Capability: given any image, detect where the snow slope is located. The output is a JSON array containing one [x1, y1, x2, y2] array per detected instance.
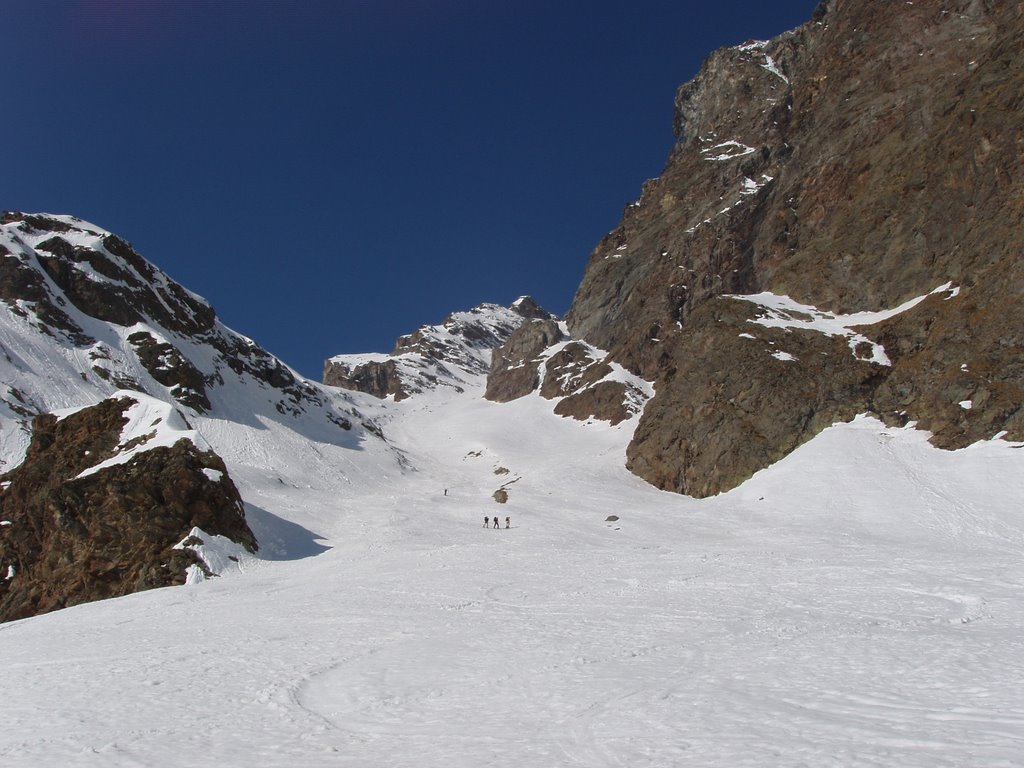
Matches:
[[2, 215, 1023, 766], [2, 349, 1023, 766]]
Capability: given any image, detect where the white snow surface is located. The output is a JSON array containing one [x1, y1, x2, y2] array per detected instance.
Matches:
[[74, 391, 207, 479], [174, 526, 254, 585], [2, 366, 1024, 766], [1, 220, 1023, 766], [701, 140, 757, 162]]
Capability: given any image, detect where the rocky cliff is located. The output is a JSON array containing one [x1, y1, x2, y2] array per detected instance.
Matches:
[[564, 0, 1024, 496], [0, 394, 256, 623]]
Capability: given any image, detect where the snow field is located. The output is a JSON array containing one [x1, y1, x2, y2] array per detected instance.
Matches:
[[2, 367, 1023, 767], [7, 214, 1019, 764]]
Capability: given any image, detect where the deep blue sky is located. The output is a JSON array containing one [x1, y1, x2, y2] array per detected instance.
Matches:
[[5, 0, 816, 378]]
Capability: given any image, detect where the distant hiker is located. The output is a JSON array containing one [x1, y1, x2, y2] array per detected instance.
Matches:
[[493, 516, 500, 529], [444, 489, 448, 496], [505, 516, 510, 529], [484, 516, 489, 528]]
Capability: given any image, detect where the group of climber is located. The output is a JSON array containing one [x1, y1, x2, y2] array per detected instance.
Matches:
[[484, 516, 510, 529]]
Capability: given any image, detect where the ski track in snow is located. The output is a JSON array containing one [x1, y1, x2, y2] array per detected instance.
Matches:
[[2, 372, 1024, 765]]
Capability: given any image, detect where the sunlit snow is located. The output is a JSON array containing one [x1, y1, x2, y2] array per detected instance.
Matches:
[[2, 345, 1023, 767], [1, 221, 1022, 766], [75, 391, 207, 479]]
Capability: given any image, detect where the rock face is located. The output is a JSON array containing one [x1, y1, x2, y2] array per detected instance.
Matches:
[[485, 329, 649, 427], [323, 358, 406, 400], [484, 319, 564, 403], [565, 0, 1024, 496], [0, 396, 256, 623], [547, 348, 644, 428]]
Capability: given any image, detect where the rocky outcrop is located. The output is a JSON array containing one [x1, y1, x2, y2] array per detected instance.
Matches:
[[324, 358, 407, 400], [871, 281, 1024, 449], [128, 331, 211, 412], [624, 298, 886, 496], [538, 343, 612, 401], [508, 295, 554, 321], [540, 342, 646, 427], [11, 216, 216, 339], [485, 323, 649, 426], [0, 396, 256, 623], [565, 0, 1024, 496], [484, 319, 564, 403]]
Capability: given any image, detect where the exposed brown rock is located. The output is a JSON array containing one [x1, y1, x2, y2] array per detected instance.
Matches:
[[323, 358, 407, 401], [625, 298, 888, 497], [485, 330, 647, 426], [509, 296, 555, 320], [566, 0, 1024, 496], [872, 274, 1024, 448], [540, 342, 643, 426], [484, 319, 564, 403], [554, 381, 638, 427], [0, 397, 256, 623]]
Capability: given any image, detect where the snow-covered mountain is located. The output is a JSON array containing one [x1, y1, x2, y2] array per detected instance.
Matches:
[[0, 211, 398, 616], [2, 0, 1024, 764], [324, 297, 550, 401], [0, 211, 369, 462], [1, 208, 1022, 766], [2, 239, 1023, 764]]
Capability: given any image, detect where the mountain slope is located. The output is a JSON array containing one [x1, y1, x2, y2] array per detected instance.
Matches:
[[1, 368, 1022, 766], [0, 212, 366, 464], [323, 298, 545, 401], [0, 212, 396, 614], [1, 0, 1023, 762]]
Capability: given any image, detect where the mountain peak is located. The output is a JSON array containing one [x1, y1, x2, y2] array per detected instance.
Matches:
[[325, 299, 555, 402], [0, 213, 379, 471]]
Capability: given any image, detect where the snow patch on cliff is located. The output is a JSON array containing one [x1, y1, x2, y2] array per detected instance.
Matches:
[[730, 285, 958, 366], [74, 392, 206, 479]]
